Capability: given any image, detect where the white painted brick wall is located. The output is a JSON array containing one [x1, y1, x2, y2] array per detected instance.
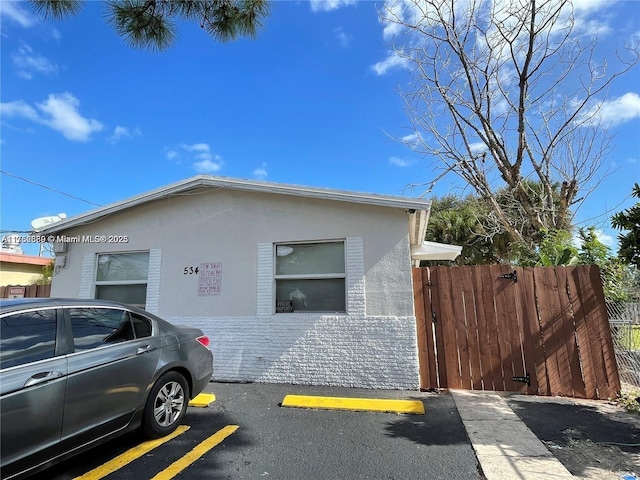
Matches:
[[256, 243, 273, 316], [78, 253, 94, 298], [346, 237, 366, 316], [146, 249, 162, 314], [169, 314, 420, 390]]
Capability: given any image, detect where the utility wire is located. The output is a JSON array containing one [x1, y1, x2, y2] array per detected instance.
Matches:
[[574, 193, 633, 226], [1, 170, 102, 207]]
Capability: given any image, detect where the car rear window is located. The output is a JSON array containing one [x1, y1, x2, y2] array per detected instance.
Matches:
[[69, 308, 135, 350], [0, 309, 57, 369]]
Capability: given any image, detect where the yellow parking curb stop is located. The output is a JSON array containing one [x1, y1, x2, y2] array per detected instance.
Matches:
[[281, 395, 425, 414], [189, 393, 216, 407]]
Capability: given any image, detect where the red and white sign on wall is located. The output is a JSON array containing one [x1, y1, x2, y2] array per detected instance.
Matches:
[[198, 262, 222, 296]]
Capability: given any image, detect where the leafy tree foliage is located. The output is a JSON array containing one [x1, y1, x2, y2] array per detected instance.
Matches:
[[426, 191, 638, 299], [577, 226, 639, 301], [29, 0, 270, 51], [612, 183, 640, 269], [425, 195, 502, 265]]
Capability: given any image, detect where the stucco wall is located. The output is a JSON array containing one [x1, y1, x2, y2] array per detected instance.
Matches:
[[49, 188, 420, 388], [0, 263, 46, 286]]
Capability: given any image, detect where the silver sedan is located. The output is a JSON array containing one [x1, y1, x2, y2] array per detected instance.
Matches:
[[0, 298, 213, 479]]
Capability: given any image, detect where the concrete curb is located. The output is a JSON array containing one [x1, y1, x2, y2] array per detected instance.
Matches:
[[450, 389, 574, 479]]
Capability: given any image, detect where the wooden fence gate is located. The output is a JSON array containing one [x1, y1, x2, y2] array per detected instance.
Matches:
[[412, 265, 620, 400], [0, 284, 51, 298]]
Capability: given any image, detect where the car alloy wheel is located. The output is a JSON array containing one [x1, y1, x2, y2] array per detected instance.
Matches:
[[154, 380, 184, 427], [142, 371, 189, 438]]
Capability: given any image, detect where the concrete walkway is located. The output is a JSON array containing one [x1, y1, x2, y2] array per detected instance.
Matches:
[[451, 389, 574, 480]]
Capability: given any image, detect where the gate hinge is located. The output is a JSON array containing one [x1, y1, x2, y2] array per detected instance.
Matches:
[[512, 373, 530, 386], [499, 270, 518, 283]]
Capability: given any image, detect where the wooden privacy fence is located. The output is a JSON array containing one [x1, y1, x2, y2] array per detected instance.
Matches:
[[413, 265, 620, 400], [0, 284, 51, 298]]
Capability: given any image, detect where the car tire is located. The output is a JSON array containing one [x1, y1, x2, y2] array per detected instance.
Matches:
[[141, 371, 189, 438]]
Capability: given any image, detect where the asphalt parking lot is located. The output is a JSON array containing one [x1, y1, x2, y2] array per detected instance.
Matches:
[[33, 382, 483, 480]]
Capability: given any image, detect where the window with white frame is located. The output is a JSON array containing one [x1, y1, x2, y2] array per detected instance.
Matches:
[[95, 252, 149, 308], [274, 241, 346, 313]]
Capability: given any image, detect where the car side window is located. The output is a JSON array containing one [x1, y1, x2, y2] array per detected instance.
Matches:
[[131, 312, 152, 338], [69, 308, 135, 351], [0, 309, 57, 370]]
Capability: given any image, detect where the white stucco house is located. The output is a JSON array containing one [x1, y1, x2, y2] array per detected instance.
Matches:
[[42, 175, 460, 389]]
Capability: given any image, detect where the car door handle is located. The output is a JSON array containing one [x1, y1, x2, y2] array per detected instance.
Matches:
[[137, 345, 154, 355], [24, 371, 64, 387]]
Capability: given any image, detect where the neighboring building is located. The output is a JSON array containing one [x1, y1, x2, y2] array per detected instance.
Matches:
[[42, 175, 458, 389], [0, 252, 52, 286]]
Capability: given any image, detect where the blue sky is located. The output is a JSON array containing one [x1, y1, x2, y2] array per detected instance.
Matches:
[[1, 0, 639, 256]]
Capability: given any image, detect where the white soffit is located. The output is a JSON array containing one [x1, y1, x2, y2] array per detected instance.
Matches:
[[411, 241, 463, 261]]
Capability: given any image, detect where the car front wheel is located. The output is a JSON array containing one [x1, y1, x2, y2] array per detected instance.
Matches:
[[142, 371, 189, 438]]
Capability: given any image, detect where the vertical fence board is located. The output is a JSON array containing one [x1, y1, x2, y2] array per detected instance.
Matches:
[[536, 268, 567, 396], [498, 265, 528, 393], [461, 266, 483, 391], [451, 267, 472, 389], [413, 268, 431, 389], [423, 271, 439, 389], [491, 265, 517, 391], [482, 266, 504, 390], [436, 267, 462, 388], [588, 265, 621, 398], [518, 267, 544, 395], [577, 266, 610, 398], [556, 268, 587, 398], [430, 268, 448, 388], [568, 267, 597, 399], [471, 266, 495, 391]]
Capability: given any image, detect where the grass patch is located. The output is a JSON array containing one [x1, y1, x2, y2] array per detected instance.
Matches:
[[615, 325, 640, 350], [617, 389, 640, 414]]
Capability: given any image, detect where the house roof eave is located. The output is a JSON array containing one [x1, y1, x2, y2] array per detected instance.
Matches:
[[41, 175, 432, 234]]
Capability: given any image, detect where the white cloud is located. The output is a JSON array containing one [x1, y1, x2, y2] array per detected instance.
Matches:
[[333, 26, 351, 48], [573, 228, 615, 248], [371, 50, 411, 76], [597, 230, 615, 247], [0, 92, 103, 141], [194, 159, 223, 173], [180, 143, 210, 153], [0, 100, 40, 121], [253, 163, 268, 180], [178, 143, 224, 173], [469, 142, 487, 154], [0, 1, 36, 28], [579, 92, 640, 127], [166, 149, 179, 161], [37, 93, 104, 141], [12, 44, 58, 79], [389, 156, 417, 167], [310, 0, 357, 13], [108, 126, 141, 143]]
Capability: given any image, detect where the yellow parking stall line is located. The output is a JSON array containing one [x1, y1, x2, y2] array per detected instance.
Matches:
[[151, 425, 239, 480], [282, 395, 425, 414], [73, 425, 190, 480], [188, 393, 216, 407]]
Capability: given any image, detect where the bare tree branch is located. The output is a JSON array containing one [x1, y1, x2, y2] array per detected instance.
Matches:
[[381, 0, 639, 252]]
